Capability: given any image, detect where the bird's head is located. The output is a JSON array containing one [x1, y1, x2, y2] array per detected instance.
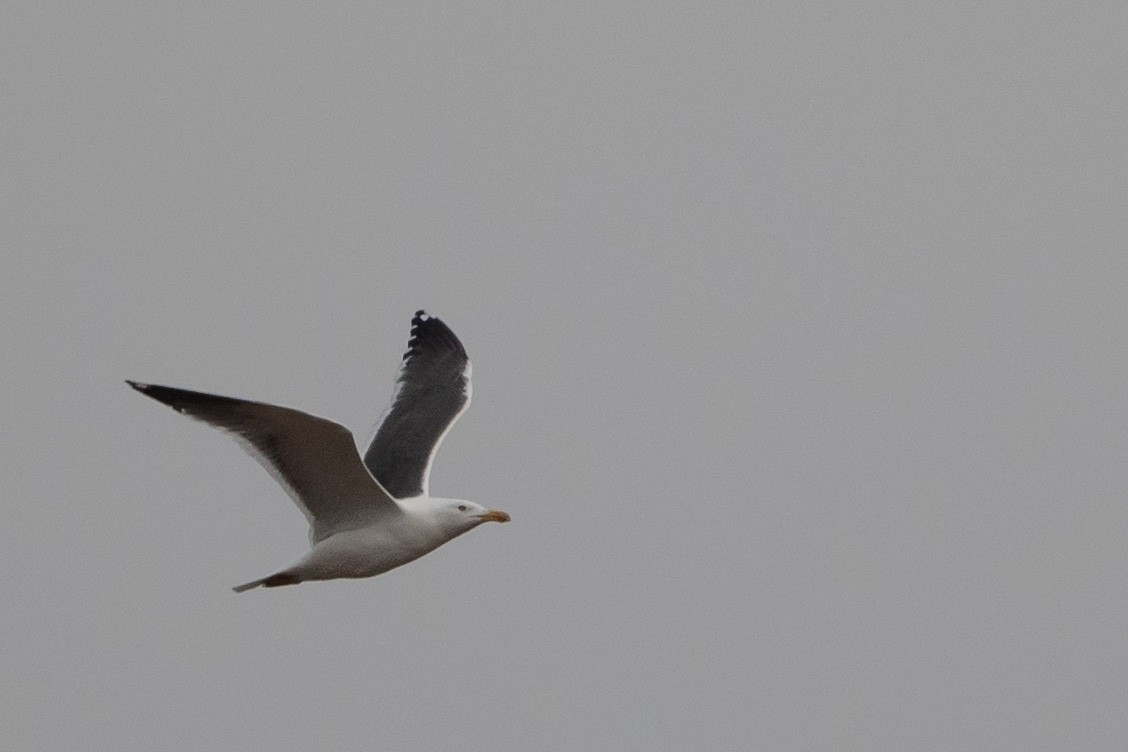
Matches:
[[431, 499, 511, 535]]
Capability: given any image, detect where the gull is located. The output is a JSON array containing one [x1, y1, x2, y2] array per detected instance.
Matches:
[[128, 311, 510, 592]]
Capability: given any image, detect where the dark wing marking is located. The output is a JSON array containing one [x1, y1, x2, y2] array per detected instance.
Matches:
[[363, 311, 471, 499]]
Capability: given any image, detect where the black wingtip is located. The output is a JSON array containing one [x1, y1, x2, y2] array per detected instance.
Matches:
[[126, 381, 245, 413], [402, 310, 467, 362]]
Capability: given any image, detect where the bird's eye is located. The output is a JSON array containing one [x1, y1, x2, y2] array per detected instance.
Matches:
[[458, 505, 468, 512]]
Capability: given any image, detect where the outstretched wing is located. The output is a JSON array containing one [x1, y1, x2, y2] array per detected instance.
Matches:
[[128, 381, 400, 542], [363, 311, 471, 499]]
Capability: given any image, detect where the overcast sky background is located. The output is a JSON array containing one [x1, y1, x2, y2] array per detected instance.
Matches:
[[4, 3, 1126, 750]]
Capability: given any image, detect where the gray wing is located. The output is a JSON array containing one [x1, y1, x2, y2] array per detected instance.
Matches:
[[363, 311, 471, 499], [128, 381, 400, 542]]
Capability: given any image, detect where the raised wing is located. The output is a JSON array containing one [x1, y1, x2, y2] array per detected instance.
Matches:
[[128, 381, 400, 542], [363, 311, 471, 499]]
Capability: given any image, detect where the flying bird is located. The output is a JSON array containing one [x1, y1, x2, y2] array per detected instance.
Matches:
[[128, 311, 509, 592]]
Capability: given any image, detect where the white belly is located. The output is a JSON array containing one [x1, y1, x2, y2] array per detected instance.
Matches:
[[295, 520, 447, 582]]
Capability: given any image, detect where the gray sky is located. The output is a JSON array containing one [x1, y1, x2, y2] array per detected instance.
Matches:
[[4, 2, 1126, 750]]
